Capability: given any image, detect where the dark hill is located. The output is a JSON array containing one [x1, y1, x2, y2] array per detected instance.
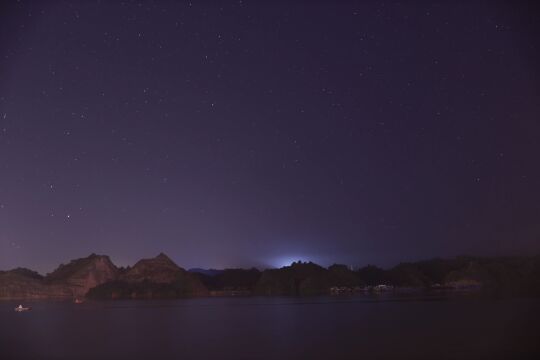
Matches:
[[255, 261, 332, 296], [121, 253, 183, 283], [2, 254, 540, 299], [0, 268, 71, 299], [45, 254, 119, 297], [195, 268, 261, 292], [88, 253, 208, 299]]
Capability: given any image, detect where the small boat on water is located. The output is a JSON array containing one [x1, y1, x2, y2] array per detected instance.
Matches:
[[14, 304, 31, 312], [74, 298, 84, 304]]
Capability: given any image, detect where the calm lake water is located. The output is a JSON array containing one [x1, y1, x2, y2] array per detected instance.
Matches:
[[1, 294, 539, 360]]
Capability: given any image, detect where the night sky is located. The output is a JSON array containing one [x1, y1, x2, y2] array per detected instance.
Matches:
[[1, 1, 539, 273]]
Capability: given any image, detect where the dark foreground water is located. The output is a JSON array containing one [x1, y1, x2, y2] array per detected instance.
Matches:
[[1, 294, 539, 360]]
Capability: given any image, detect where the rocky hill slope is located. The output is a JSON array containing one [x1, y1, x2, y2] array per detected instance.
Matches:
[[0, 268, 71, 299], [87, 253, 208, 299], [45, 254, 119, 297], [2, 255, 540, 299]]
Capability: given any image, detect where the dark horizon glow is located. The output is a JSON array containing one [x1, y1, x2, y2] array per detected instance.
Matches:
[[1, 1, 539, 274]]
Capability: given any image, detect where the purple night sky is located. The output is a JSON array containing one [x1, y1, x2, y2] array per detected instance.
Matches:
[[1, 1, 539, 274]]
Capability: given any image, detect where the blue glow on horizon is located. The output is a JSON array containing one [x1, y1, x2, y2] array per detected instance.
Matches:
[[271, 255, 315, 268]]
